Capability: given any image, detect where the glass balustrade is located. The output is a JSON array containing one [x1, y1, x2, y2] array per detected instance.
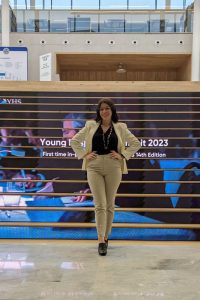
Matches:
[[10, 9, 193, 33]]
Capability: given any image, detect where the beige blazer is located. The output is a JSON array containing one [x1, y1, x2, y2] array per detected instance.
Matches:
[[70, 120, 141, 174]]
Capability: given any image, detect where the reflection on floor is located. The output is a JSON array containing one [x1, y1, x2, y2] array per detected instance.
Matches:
[[0, 240, 200, 300]]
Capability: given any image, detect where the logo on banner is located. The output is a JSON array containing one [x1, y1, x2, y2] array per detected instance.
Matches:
[[3, 48, 10, 55], [0, 98, 22, 104]]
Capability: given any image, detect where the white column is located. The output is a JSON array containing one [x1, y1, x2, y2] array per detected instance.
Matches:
[[191, 0, 200, 81], [1, 0, 10, 46]]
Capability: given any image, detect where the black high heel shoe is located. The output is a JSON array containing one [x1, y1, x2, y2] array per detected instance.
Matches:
[[98, 243, 107, 256], [105, 239, 108, 248]]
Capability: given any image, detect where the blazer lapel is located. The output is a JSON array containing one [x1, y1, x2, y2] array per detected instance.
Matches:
[[85, 121, 99, 151], [89, 121, 99, 137], [113, 122, 123, 152]]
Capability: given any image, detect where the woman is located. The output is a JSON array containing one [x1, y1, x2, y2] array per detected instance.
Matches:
[[71, 98, 141, 256]]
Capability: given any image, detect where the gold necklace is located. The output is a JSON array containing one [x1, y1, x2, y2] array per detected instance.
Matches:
[[102, 126, 113, 150]]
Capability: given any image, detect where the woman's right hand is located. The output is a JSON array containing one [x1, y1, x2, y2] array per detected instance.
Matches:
[[85, 151, 98, 161]]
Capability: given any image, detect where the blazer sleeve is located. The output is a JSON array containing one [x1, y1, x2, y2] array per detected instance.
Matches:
[[70, 122, 89, 159], [121, 123, 141, 160]]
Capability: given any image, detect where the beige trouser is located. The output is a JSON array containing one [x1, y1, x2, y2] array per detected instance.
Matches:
[[87, 154, 122, 238]]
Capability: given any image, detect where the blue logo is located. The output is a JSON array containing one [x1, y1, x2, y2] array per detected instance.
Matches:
[[0, 98, 22, 104], [3, 48, 10, 54], [0, 99, 7, 104]]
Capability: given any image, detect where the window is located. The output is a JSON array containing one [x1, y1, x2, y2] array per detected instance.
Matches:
[[14, 0, 29, 9], [99, 14, 125, 32], [149, 13, 161, 32], [74, 16, 91, 31], [68, 16, 75, 32], [52, 0, 71, 9], [176, 12, 185, 32], [25, 10, 35, 31], [157, 0, 184, 9], [164, 13, 175, 32], [39, 11, 49, 32], [129, 0, 155, 10], [185, 0, 194, 8], [9, 1, 15, 8], [50, 11, 68, 32], [100, 0, 127, 10], [170, 0, 184, 9], [14, 10, 25, 32], [156, 0, 166, 9], [74, 14, 98, 32], [187, 10, 193, 32], [35, 0, 44, 9], [44, 0, 51, 9], [72, 0, 99, 10], [125, 14, 149, 32]]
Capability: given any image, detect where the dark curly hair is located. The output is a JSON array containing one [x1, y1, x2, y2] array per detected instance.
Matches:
[[95, 98, 119, 123]]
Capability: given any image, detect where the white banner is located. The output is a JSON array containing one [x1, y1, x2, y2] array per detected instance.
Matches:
[[0, 47, 28, 80], [39, 53, 52, 81]]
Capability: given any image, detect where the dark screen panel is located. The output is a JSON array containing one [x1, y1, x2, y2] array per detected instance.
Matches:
[[0, 92, 199, 240]]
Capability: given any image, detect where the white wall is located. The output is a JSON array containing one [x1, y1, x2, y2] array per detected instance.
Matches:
[[191, 0, 200, 80], [10, 33, 192, 80]]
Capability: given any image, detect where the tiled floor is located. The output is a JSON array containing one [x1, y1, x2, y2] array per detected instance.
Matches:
[[0, 241, 200, 300]]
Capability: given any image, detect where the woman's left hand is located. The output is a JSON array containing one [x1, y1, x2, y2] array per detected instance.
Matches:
[[110, 150, 123, 160]]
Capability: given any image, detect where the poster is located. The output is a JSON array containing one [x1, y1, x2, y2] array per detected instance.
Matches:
[[39, 53, 52, 81], [0, 47, 28, 80], [0, 91, 199, 240]]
